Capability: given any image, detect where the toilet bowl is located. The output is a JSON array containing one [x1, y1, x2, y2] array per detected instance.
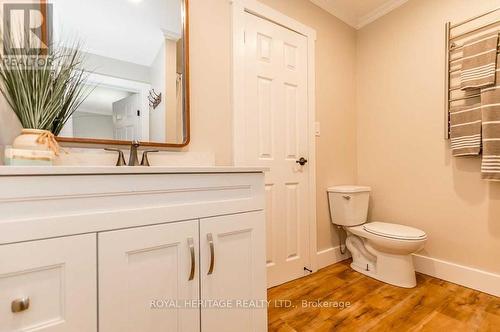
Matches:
[[328, 186, 427, 288]]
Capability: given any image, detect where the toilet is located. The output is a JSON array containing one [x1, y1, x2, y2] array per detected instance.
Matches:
[[327, 185, 427, 288]]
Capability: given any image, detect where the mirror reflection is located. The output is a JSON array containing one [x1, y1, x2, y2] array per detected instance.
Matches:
[[53, 0, 187, 145]]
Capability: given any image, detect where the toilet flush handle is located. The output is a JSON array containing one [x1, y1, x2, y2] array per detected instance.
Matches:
[[342, 195, 351, 200]]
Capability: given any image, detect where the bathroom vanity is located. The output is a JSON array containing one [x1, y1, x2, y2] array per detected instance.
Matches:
[[0, 167, 267, 332]]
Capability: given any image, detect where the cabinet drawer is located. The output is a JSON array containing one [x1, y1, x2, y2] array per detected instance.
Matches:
[[0, 234, 97, 332]]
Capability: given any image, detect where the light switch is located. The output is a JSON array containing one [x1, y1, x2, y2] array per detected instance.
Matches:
[[315, 122, 321, 137]]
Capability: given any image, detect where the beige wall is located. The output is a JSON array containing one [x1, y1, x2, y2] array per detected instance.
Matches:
[[186, 0, 233, 164], [356, 0, 500, 273]]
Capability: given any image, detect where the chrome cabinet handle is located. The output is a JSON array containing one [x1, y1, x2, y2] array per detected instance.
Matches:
[[188, 237, 195, 281], [207, 233, 215, 275], [11, 297, 30, 313]]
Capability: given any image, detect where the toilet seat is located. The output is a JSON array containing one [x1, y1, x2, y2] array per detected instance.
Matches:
[[363, 222, 427, 241]]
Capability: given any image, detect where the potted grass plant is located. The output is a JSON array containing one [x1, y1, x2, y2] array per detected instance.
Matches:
[[0, 39, 90, 158]]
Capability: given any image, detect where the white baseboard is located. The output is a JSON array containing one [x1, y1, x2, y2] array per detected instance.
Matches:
[[413, 254, 500, 297], [316, 246, 351, 270], [315, 249, 499, 297]]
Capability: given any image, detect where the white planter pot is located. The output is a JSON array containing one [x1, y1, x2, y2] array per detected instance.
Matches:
[[9, 129, 58, 165], [12, 129, 54, 151]]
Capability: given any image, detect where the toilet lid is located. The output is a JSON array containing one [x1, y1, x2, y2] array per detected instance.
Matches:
[[363, 222, 427, 240]]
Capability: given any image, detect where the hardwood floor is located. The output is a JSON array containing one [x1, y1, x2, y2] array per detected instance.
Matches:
[[268, 260, 500, 332]]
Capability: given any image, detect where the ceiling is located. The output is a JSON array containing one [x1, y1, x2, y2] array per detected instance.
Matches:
[[309, 0, 409, 29]]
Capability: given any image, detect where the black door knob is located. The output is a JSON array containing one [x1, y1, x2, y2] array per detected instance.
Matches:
[[296, 157, 308, 166]]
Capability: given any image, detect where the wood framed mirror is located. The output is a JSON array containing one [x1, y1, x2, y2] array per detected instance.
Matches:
[[40, 0, 190, 148]]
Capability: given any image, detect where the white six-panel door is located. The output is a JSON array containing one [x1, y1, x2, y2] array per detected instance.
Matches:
[[98, 221, 200, 332], [241, 12, 310, 287]]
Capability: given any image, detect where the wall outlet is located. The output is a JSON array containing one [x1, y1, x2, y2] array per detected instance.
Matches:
[[315, 122, 321, 137]]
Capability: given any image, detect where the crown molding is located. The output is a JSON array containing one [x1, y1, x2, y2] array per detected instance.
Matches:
[[356, 0, 409, 29], [310, 0, 409, 30]]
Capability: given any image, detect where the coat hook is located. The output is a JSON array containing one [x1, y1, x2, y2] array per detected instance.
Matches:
[[148, 89, 162, 110]]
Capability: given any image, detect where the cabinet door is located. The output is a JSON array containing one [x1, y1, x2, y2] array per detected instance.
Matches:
[[99, 220, 200, 332], [200, 211, 267, 332], [0, 234, 97, 332]]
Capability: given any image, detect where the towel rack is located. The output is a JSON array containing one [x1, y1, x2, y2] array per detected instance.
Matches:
[[444, 7, 500, 139]]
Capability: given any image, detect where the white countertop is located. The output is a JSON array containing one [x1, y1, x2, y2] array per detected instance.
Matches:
[[0, 166, 268, 176]]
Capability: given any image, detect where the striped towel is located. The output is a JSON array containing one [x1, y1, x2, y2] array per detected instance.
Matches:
[[450, 103, 482, 156], [481, 68, 500, 180], [460, 33, 498, 90]]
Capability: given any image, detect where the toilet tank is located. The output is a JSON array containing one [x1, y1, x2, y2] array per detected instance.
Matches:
[[327, 185, 371, 226]]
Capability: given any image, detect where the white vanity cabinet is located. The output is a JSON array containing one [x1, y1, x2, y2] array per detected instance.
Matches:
[[0, 167, 267, 332]]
